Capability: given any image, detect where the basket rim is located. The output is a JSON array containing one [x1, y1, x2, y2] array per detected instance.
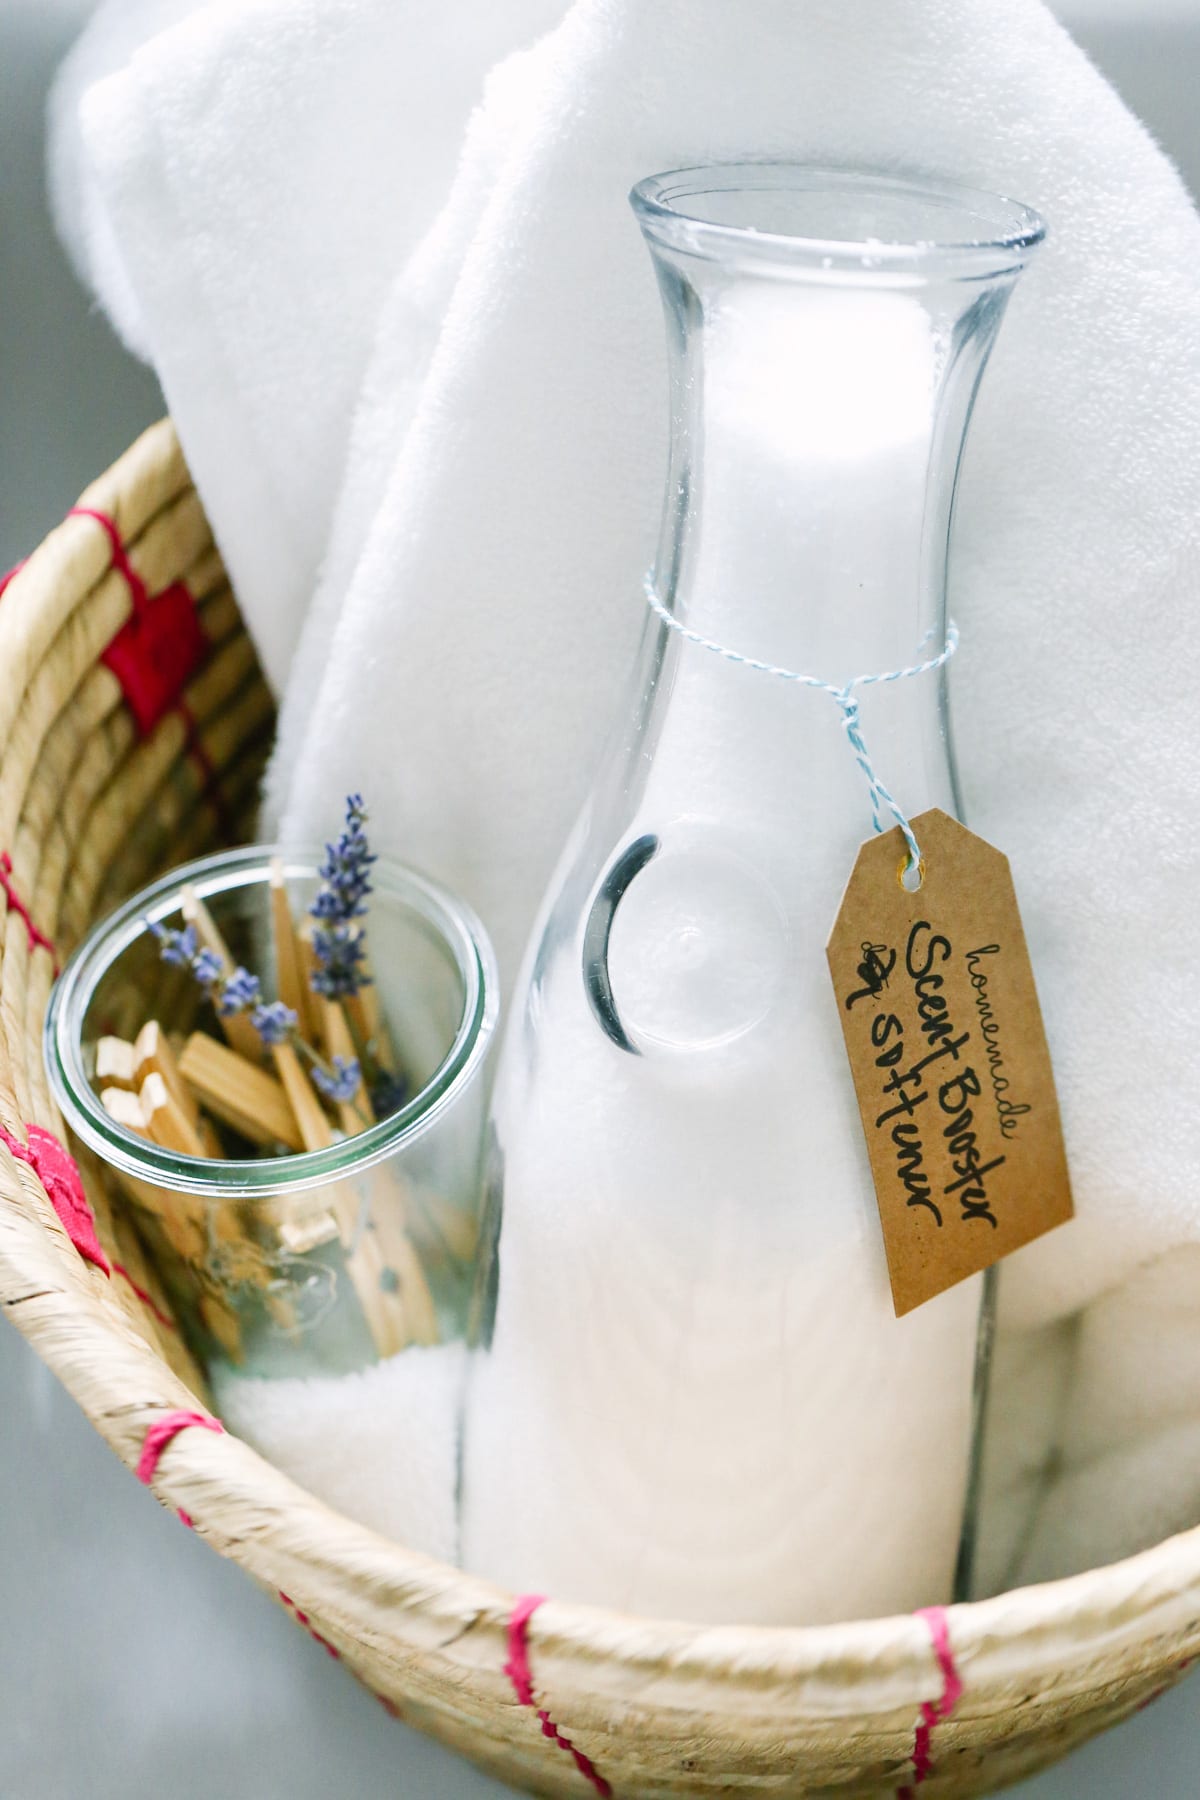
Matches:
[[2, 418, 1198, 1766], [5, 1143, 1200, 1696]]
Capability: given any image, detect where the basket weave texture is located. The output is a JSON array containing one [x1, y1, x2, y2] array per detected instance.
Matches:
[[0, 421, 1198, 1799]]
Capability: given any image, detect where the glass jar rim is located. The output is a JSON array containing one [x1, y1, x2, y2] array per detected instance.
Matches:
[[630, 163, 1046, 277], [45, 844, 500, 1200]]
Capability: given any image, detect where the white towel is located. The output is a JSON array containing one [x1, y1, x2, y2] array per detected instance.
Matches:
[[48, 0, 565, 693], [263, 0, 1200, 1595], [52, 0, 1200, 1604]]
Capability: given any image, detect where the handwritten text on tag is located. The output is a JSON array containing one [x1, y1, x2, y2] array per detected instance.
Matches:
[[827, 809, 1073, 1316]]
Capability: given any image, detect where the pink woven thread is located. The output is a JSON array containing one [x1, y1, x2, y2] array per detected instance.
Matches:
[[68, 506, 150, 611], [111, 1263, 177, 1332], [505, 1595, 614, 1799], [280, 1592, 342, 1660], [1136, 1652, 1199, 1713], [897, 1606, 963, 1797], [136, 1410, 223, 1533], [0, 1118, 180, 1337], [136, 1409, 224, 1487], [3, 506, 145, 607], [0, 853, 58, 969], [0, 1121, 108, 1271], [0, 558, 27, 598]]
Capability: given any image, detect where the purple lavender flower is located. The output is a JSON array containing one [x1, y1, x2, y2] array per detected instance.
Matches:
[[218, 966, 262, 1017], [312, 1056, 361, 1104], [306, 795, 378, 1000], [149, 921, 198, 969], [192, 947, 224, 991], [311, 796, 376, 926], [309, 922, 369, 999], [251, 1000, 297, 1047]]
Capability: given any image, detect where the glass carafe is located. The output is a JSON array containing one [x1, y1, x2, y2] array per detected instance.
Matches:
[[462, 165, 1045, 1625]]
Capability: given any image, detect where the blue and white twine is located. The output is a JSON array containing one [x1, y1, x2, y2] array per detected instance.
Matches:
[[643, 572, 958, 877]]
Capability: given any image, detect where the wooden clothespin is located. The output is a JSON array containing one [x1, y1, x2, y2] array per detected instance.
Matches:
[[369, 1190, 440, 1347], [199, 1293, 246, 1364], [99, 1087, 209, 1266], [320, 997, 375, 1136], [272, 1041, 333, 1152], [178, 1031, 304, 1152], [140, 1071, 209, 1158], [264, 1039, 406, 1357], [180, 884, 263, 1062], [100, 1085, 150, 1137], [295, 921, 327, 1055], [270, 856, 318, 1045], [135, 1020, 199, 1124], [346, 971, 397, 1078], [101, 1081, 253, 1355], [96, 1036, 137, 1091]]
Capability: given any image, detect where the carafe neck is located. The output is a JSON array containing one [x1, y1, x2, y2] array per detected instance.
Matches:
[[636, 170, 1041, 692]]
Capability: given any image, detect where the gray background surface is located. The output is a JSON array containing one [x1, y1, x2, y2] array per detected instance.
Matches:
[[3, 2, 1199, 1794]]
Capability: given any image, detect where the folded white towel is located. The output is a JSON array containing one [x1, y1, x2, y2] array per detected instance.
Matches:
[[262, 0, 1200, 1599], [52, 0, 1200, 1607], [48, 0, 565, 693], [1014, 1248, 1200, 1585]]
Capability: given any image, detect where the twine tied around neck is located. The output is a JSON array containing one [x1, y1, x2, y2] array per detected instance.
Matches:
[[643, 572, 958, 879]]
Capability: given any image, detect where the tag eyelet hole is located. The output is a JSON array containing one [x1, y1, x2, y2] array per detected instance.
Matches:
[[899, 856, 925, 893]]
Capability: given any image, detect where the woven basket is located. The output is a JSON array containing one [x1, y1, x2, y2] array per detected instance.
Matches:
[[1, 421, 1198, 1800]]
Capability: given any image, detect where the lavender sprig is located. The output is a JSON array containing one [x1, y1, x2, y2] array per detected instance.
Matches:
[[309, 795, 376, 1000], [143, 795, 399, 1151], [251, 1001, 298, 1048], [192, 947, 224, 991], [309, 923, 369, 999], [218, 967, 261, 1017], [149, 921, 198, 968], [312, 794, 375, 925], [148, 925, 296, 1053], [312, 1055, 361, 1104]]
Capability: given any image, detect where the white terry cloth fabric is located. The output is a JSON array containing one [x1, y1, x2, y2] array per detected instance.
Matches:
[[48, 0, 206, 361], [47, 0, 565, 694], [1014, 1248, 1200, 1587], [52, 0, 1200, 1602], [213, 1344, 467, 1564], [262, 0, 1200, 1597]]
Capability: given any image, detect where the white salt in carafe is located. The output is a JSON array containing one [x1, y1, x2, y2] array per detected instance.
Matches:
[[462, 166, 1044, 1625]]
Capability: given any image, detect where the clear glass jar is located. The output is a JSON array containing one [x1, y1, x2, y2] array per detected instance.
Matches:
[[463, 166, 1044, 1624], [46, 846, 498, 1379]]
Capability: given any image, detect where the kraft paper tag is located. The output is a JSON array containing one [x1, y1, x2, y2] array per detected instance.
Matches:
[[827, 808, 1073, 1316]]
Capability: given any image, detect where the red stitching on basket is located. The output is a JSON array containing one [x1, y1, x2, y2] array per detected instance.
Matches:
[[1136, 1652, 1200, 1713], [0, 1121, 108, 1271], [280, 1592, 342, 1660], [71, 507, 213, 750], [111, 1262, 177, 1331], [897, 1606, 963, 1796], [0, 1120, 177, 1337], [69, 507, 151, 609], [136, 1408, 224, 1536], [136, 1409, 224, 1485], [505, 1595, 613, 1799], [0, 854, 58, 970], [0, 558, 27, 597]]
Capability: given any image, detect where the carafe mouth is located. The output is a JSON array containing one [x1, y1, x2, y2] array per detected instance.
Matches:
[[631, 164, 1046, 279]]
